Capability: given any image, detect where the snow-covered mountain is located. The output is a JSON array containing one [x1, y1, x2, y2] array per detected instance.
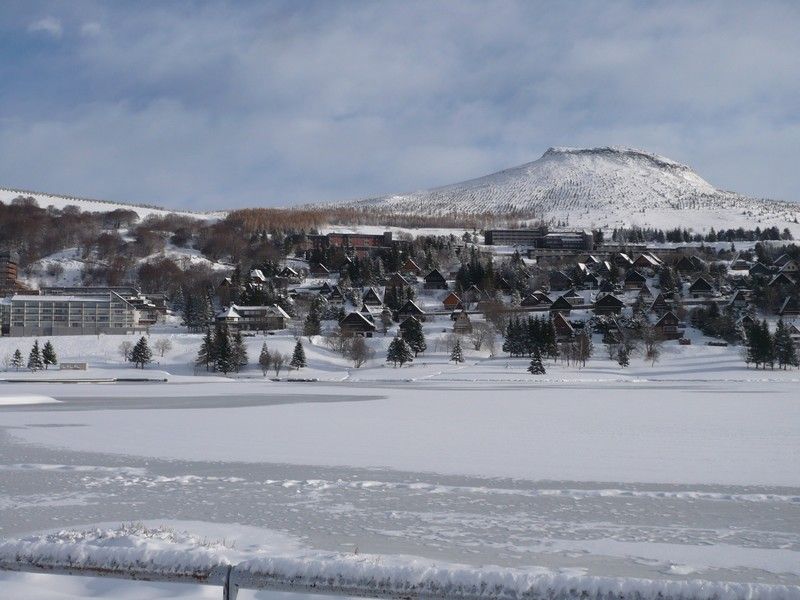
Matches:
[[339, 146, 800, 233], [0, 187, 224, 221]]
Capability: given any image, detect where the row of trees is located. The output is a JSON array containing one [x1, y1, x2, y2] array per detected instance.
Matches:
[[195, 325, 249, 374], [9, 340, 57, 371], [502, 316, 558, 358], [258, 341, 307, 376], [744, 319, 799, 369]]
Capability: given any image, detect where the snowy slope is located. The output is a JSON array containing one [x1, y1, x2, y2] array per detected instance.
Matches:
[[337, 147, 800, 233], [0, 187, 224, 221]]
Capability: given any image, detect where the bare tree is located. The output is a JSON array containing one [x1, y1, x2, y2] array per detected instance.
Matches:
[[468, 322, 494, 351], [119, 340, 133, 362], [272, 352, 286, 377], [346, 336, 374, 368], [154, 338, 172, 357], [641, 325, 663, 366]]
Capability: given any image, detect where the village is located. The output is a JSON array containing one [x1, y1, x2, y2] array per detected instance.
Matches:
[[1, 224, 799, 377]]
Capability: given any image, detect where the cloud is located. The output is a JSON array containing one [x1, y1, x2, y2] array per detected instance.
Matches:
[[1, 1, 799, 209], [27, 16, 62, 37]]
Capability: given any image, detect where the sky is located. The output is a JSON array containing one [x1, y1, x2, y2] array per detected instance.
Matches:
[[0, 1, 798, 211]]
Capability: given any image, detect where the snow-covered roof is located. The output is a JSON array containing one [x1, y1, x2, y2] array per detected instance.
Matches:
[[11, 294, 110, 303]]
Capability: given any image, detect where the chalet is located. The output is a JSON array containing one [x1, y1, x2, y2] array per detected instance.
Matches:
[[654, 311, 681, 339], [401, 258, 422, 276], [521, 293, 543, 308], [598, 279, 617, 294], [328, 286, 345, 305], [674, 255, 704, 273], [594, 260, 613, 276], [789, 323, 800, 350], [442, 292, 462, 311], [464, 284, 490, 305], [423, 269, 448, 290], [249, 269, 268, 283], [623, 269, 647, 290], [549, 270, 573, 291], [581, 254, 600, 265], [730, 255, 750, 271], [638, 284, 653, 299], [215, 304, 290, 331], [728, 289, 750, 309], [593, 294, 624, 315], [531, 290, 553, 304], [774, 254, 792, 268], [397, 299, 426, 322], [309, 263, 330, 277], [562, 288, 583, 304], [688, 277, 715, 298], [399, 316, 421, 334], [279, 266, 300, 280], [552, 312, 574, 341], [339, 311, 376, 337], [582, 272, 600, 289], [362, 287, 383, 306], [549, 296, 573, 316], [749, 262, 771, 277], [614, 253, 634, 268], [496, 277, 513, 294], [649, 293, 670, 315], [779, 296, 800, 316], [452, 309, 473, 334], [386, 272, 413, 291], [359, 302, 376, 322], [738, 314, 757, 330], [779, 259, 800, 274], [768, 272, 796, 288], [632, 253, 661, 270], [318, 282, 332, 295]]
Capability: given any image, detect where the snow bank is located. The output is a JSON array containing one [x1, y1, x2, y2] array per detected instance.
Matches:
[[2, 524, 797, 600], [0, 395, 59, 406]]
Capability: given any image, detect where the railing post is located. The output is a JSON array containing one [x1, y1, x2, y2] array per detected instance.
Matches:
[[223, 565, 238, 600]]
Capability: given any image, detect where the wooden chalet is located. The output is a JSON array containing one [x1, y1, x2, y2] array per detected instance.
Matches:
[[309, 262, 330, 277], [442, 291, 462, 311], [386, 272, 413, 291], [562, 288, 583, 304], [637, 284, 653, 299], [423, 269, 448, 290], [362, 287, 383, 306], [279, 266, 301, 279], [328, 286, 345, 305], [768, 273, 796, 288], [593, 293, 624, 315], [582, 272, 600, 289], [249, 269, 268, 283], [779, 295, 800, 316], [728, 289, 750, 309], [552, 312, 574, 341], [623, 269, 646, 290], [688, 276, 715, 298], [654, 311, 681, 339], [496, 277, 513, 294], [549, 295, 573, 316], [549, 270, 573, 291], [452, 309, 473, 334], [359, 302, 376, 322], [614, 253, 634, 268], [340, 311, 376, 337], [738, 314, 757, 330], [598, 279, 617, 294], [318, 281, 332, 295], [748, 262, 771, 277], [674, 255, 703, 273], [633, 253, 661, 270], [401, 258, 422, 275], [779, 259, 800, 274], [774, 254, 792, 268], [649, 293, 670, 315], [398, 315, 421, 333], [397, 299, 426, 322]]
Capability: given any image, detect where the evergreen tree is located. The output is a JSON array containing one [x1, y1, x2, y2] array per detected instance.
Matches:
[[386, 337, 414, 367], [303, 298, 323, 336], [401, 317, 427, 356], [258, 342, 272, 375], [527, 347, 546, 375], [290, 340, 307, 369], [214, 326, 234, 374], [774, 319, 799, 369], [11, 349, 23, 370], [617, 344, 630, 368], [130, 336, 153, 369], [42, 341, 57, 369], [544, 318, 559, 359], [27, 340, 44, 371], [450, 339, 464, 363], [231, 331, 248, 372], [195, 329, 213, 371]]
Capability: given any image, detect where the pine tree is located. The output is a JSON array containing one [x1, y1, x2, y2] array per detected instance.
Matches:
[[527, 347, 546, 375], [214, 326, 234, 374], [290, 340, 307, 369], [450, 339, 464, 363], [27, 340, 44, 371], [774, 319, 799, 369], [195, 328, 213, 371], [303, 304, 322, 337], [617, 344, 630, 368], [42, 341, 57, 369], [11, 349, 23, 370], [760, 320, 775, 370], [258, 342, 272, 376], [401, 317, 427, 356], [386, 337, 413, 367], [130, 337, 153, 369], [231, 331, 248, 372]]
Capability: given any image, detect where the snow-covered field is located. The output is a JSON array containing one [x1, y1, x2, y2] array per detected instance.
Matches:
[[1, 328, 799, 598]]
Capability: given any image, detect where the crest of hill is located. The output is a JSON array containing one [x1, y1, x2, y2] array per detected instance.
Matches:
[[0, 186, 224, 221], [337, 146, 800, 233]]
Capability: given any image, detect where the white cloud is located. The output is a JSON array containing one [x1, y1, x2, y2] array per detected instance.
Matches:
[[80, 22, 101, 37], [27, 16, 62, 38]]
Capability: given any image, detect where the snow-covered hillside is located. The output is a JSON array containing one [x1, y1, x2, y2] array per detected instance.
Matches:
[[338, 147, 800, 233], [0, 187, 224, 221]]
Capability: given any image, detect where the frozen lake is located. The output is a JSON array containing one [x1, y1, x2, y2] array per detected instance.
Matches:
[[1, 379, 799, 595]]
